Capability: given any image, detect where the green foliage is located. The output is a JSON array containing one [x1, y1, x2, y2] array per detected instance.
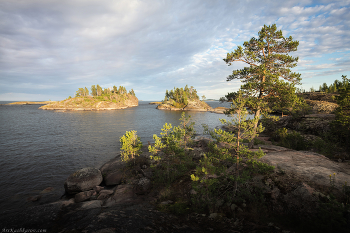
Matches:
[[75, 87, 88, 97], [149, 112, 195, 157], [318, 75, 349, 94], [312, 75, 350, 153], [260, 114, 280, 133], [163, 85, 199, 107], [311, 138, 338, 158], [129, 89, 136, 96], [334, 75, 350, 129], [159, 201, 191, 215], [253, 137, 266, 145], [219, 92, 238, 103], [120, 130, 142, 162], [96, 84, 102, 96], [190, 93, 271, 213], [224, 24, 301, 146], [148, 113, 196, 185], [313, 199, 349, 233], [278, 131, 310, 151], [273, 127, 288, 141], [270, 80, 307, 117], [91, 85, 97, 96], [75, 84, 136, 101]]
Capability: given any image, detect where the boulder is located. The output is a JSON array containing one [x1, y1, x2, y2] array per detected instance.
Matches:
[[97, 190, 114, 200], [75, 190, 92, 203], [104, 170, 123, 186], [79, 200, 103, 210], [64, 167, 103, 194], [99, 189, 114, 195], [103, 197, 116, 207], [113, 185, 135, 203], [93, 186, 104, 193], [100, 156, 126, 186]]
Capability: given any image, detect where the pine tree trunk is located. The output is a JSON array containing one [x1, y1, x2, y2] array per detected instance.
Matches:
[[248, 108, 261, 149]]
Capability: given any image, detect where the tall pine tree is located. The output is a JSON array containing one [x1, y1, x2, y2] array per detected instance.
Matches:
[[224, 24, 301, 147]]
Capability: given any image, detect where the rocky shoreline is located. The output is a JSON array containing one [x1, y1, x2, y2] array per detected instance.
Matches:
[[156, 100, 211, 112], [7, 101, 58, 105], [39, 96, 138, 111], [1, 134, 349, 232], [155, 100, 229, 114]]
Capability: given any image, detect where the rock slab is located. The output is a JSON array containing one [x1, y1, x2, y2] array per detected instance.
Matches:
[[260, 150, 350, 189]]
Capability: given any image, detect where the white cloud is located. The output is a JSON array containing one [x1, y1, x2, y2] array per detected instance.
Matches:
[[0, 0, 349, 100]]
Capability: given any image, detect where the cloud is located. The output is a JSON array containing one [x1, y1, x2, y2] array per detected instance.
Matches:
[[0, 0, 349, 101]]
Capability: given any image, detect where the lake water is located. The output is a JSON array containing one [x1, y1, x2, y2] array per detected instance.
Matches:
[[0, 101, 239, 212]]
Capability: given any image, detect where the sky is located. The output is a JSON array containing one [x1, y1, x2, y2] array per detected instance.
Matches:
[[0, 0, 349, 101]]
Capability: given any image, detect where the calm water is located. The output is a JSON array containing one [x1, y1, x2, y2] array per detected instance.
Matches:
[[0, 101, 234, 212]]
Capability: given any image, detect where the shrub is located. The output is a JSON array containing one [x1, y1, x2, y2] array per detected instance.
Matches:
[[278, 130, 310, 151], [120, 130, 142, 162], [148, 112, 196, 185]]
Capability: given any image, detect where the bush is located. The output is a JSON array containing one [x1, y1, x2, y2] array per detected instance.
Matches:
[[278, 130, 310, 151], [148, 112, 196, 186], [120, 130, 142, 162], [333, 75, 350, 151]]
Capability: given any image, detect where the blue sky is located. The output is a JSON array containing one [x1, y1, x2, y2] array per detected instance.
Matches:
[[0, 0, 349, 101]]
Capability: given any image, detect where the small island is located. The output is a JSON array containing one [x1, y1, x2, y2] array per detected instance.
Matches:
[[39, 85, 138, 111], [156, 85, 213, 111], [7, 101, 58, 105]]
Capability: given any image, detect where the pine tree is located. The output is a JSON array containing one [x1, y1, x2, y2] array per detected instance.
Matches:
[[224, 24, 301, 147], [96, 85, 102, 96], [335, 75, 350, 132], [120, 131, 142, 162], [91, 85, 97, 96], [113, 85, 118, 94]]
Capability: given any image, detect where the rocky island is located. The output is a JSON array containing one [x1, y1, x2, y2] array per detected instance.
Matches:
[[156, 86, 213, 112], [39, 85, 138, 111]]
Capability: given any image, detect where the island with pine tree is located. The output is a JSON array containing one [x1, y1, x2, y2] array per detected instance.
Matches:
[[156, 85, 213, 111], [39, 85, 138, 111]]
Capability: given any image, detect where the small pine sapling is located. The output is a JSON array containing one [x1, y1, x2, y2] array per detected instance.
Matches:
[[212, 92, 264, 194], [120, 130, 142, 163]]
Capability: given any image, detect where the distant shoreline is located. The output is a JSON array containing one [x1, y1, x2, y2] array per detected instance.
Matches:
[[6, 101, 58, 105]]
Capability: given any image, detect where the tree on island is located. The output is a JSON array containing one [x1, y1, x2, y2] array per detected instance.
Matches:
[[91, 85, 97, 96], [75, 87, 89, 97], [75, 85, 135, 99], [97, 85, 102, 96], [223, 24, 302, 147], [163, 85, 200, 108]]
